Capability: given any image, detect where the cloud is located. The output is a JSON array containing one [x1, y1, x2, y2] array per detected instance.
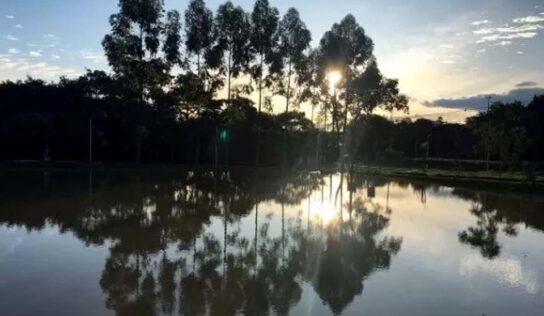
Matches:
[[517, 50, 524, 55], [26, 34, 61, 49], [0, 56, 80, 80], [516, 81, 538, 88], [50, 54, 61, 60], [428, 86, 544, 110], [43, 33, 60, 41], [29, 50, 42, 57], [474, 24, 543, 35], [513, 15, 544, 24], [460, 254, 539, 295], [14, 24, 23, 29], [471, 20, 490, 26], [80, 51, 106, 63], [494, 40, 512, 46], [439, 44, 454, 49], [8, 48, 20, 54], [476, 48, 487, 53], [476, 32, 538, 43], [5, 15, 15, 19], [1, 34, 19, 41], [474, 18, 544, 45]]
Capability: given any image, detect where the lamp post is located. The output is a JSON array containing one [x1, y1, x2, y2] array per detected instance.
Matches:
[[89, 118, 93, 165], [89, 111, 106, 166]]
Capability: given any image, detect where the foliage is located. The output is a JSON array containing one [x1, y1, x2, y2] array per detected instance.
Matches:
[[249, 0, 280, 113], [3, 0, 544, 169], [277, 8, 311, 112]]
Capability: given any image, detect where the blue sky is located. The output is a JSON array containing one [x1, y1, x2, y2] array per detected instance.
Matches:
[[1, 0, 543, 121]]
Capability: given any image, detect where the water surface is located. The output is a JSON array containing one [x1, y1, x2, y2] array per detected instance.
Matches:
[[1, 169, 543, 316]]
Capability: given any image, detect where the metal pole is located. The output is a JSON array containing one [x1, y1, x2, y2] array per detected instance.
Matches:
[[89, 118, 92, 165], [215, 127, 218, 169]]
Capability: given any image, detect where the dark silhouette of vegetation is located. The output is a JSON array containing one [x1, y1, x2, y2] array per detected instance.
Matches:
[[0, 0, 410, 167], [0, 0, 543, 172]]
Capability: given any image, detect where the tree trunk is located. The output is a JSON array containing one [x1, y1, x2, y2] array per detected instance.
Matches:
[[285, 61, 292, 113], [258, 53, 264, 113], [227, 49, 232, 107]]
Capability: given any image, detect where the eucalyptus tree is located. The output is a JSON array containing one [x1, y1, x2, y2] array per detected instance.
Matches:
[[102, 0, 182, 163], [214, 1, 251, 108], [103, 0, 182, 101], [299, 49, 327, 125], [277, 8, 311, 113], [351, 59, 408, 117], [249, 0, 280, 113], [184, 0, 215, 75], [318, 14, 374, 135]]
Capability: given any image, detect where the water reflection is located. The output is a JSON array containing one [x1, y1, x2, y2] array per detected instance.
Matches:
[[453, 189, 544, 259], [0, 170, 401, 315], [1, 170, 543, 315]]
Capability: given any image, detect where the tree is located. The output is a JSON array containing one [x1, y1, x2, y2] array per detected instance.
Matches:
[[249, 0, 280, 113], [318, 14, 374, 135], [468, 101, 531, 171], [102, 0, 182, 163], [277, 8, 311, 113], [351, 59, 408, 117], [103, 0, 181, 100], [163, 10, 183, 66], [214, 1, 251, 108], [185, 0, 214, 75]]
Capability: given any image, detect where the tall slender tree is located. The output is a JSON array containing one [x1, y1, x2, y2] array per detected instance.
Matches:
[[214, 2, 251, 108], [249, 0, 280, 114], [163, 10, 183, 67], [185, 0, 214, 75], [102, 0, 182, 163], [103, 0, 181, 100], [277, 8, 311, 113], [318, 14, 374, 135]]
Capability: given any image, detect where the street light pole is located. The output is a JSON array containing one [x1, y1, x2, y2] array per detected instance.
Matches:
[[89, 118, 93, 165]]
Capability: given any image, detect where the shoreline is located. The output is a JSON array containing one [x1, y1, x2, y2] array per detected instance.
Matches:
[[351, 165, 544, 193], [1, 160, 543, 192]]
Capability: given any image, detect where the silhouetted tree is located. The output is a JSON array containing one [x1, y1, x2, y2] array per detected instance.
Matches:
[[214, 1, 251, 108], [185, 0, 215, 75], [102, 0, 182, 163], [249, 0, 280, 113], [277, 8, 311, 113]]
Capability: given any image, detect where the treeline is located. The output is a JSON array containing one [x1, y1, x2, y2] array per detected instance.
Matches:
[[0, 0, 408, 166], [348, 96, 544, 171], [0, 0, 542, 170]]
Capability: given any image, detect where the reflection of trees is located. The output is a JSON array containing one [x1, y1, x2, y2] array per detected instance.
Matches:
[[458, 204, 502, 259], [455, 189, 544, 259], [95, 195, 400, 316], [0, 170, 403, 316], [293, 197, 402, 315]]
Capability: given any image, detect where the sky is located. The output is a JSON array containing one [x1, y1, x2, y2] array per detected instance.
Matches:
[[1, 0, 543, 122]]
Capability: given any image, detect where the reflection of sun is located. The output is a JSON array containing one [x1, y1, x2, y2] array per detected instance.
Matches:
[[310, 198, 338, 225], [326, 70, 342, 91]]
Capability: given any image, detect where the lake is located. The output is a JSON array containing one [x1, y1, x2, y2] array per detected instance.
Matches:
[[0, 169, 543, 316]]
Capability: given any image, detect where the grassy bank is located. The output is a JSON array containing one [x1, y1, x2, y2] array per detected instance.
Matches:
[[351, 165, 544, 192]]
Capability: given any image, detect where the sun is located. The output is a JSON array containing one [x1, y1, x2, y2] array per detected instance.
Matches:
[[326, 70, 342, 91]]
